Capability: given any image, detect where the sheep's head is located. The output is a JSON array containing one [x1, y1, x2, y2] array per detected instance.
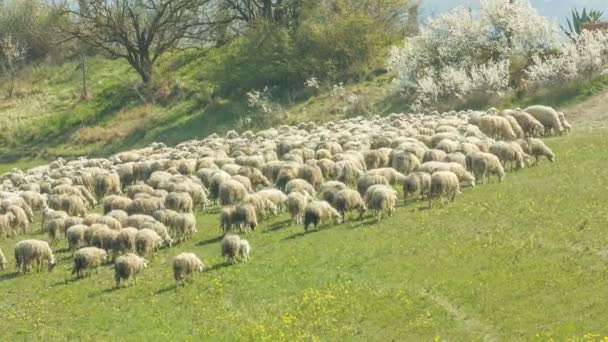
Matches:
[[48, 257, 57, 272], [198, 262, 205, 273]]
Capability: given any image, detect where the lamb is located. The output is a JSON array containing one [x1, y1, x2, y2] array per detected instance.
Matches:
[[72, 247, 108, 278], [135, 228, 164, 256], [518, 138, 555, 164], [428, 171, 461, 207], [173, 252, 205, 286], [477, 115, 517, 140], [357, 174, 389, 196], [218, 179, 248, 206], [114, 253, 147, 288], [335, 189, 366, 222], [66, 224, 89, 253], [557, 111, 572, 134], [0, 248, 6, 270], [303, 201, 340, 232], [221, 234, 242, 263], [469, 152, 506, 184], [165, 192, 193, 213], [14, 239, 56, 273], [364, 185, 398, 221], [285, 179, 316, 197], [238, 239, 251, 262], [524, 105, 564, 136], [286, 191, 313, 224], [403, 172, 432, 202]]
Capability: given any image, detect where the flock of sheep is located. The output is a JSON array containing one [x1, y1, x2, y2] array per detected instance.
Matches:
[[0, 104, 565, 288]]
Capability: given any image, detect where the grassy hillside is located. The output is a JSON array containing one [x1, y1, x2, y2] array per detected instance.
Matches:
[[0, 129, 607, 340]]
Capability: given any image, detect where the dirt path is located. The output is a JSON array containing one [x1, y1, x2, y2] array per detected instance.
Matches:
[[561, 91, 608, 128]]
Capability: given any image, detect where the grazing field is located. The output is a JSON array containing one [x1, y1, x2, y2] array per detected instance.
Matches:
[[0, 128, 606, 340]]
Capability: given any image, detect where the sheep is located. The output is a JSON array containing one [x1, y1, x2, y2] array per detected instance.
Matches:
[[140, 220, 173, 247], [469, 152, 506, 184], [103, 195, 133, 214], [238, 239, 251, 262], [0, 248, 6, 270], [256, 189, 288, 212], [237, 167, 271, 189], [335, 189, 366, 222], [6, 205, 29, 234], [477, 115, 517, 140], [220, 206, 237, 233], [128, 196, 165, 215], [315, 159, 337, 180], [320, 181, 347, 207], [209, 171, 232, 203], [418, 162, 476, 188], [114, 253, 147, 288], [403, 172, 432, 202], [428, 171, 461, 207], [106, 209, 129, 227], [95, 172, 121, 198], [286, 191, 313, 224], [221, 234, 242, 263], [557, 111, 572, 134], [172, 213, 197, 243], [95, 216, 122, 230], [303, 201, 340, 232], [126, 183, 155, 199], [14, 239, 56, 273], [135, 228, 164, 257], [91, 226, 119, 254], [49, 195, 87, 217], [66, 224, 89, 253], [165, 192, 193, 213], [435, 139, 459, 154], [524, 105, 564, 136], [241, 194, 278, 220], [508, 110, 545, 137], [489, 141, 526, 171], [218, 179, 248, 206], [72, 247, 108, 278], [364, 185, 398, 221], [499, 113, 525, 139], [0, 213, 16, 238], [390, 151, 420, 175], [284, 179, 316, 197], [357, 174, 389, 196], [364, 168, 407, 185], [333, 159, 363, 186], [298, 164, 324, 189], [82, 213, 103, 226], [364, 150, 389, 170], [232, 203, 258, 233], [20, 191, 46, 211], [173, 252, 205, 286], [115, 227, 139, 254], [518, 138, 555, 164]]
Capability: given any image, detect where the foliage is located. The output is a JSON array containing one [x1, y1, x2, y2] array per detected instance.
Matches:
[[0, 35, 27, 98], [388, 0, 561, 110], [3, 131, 608, 339], [561, 8, 605, 40]]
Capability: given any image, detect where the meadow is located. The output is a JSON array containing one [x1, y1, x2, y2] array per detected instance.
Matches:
[[0, 128, 606, 340]]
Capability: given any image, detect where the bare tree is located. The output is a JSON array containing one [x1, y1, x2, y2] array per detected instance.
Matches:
[[222, 0, 301, 27], [61, 0, 217, 85], [0, 35, 27, 98]]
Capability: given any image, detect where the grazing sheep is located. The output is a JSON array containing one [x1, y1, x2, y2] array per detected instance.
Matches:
[[477, 115, 517, 140], [518, 138, 555, 164], [66, 224, 89, 253], [335, 189, 366, 222], [218, 179, 248, 206], [303, 201, 340, 232], [232, 203, 258, 233], [135, 229, 164, 257], [364, 185, 398, 221], [173, 252, 205, 286], [256, 189, 288, 212], [14, 239, 56, 273], [95, 173, 121, 198], [128, 196, 165, 215], [96, 216, 122, 230], [489, 142, 526, 171], [72, 247, 108, 278], [221, 234, 242, 263], [364, 168, 407, 185], [220, 206, 236, 233], [557, 111, 572, 134], [0, 212, 16, 238], [241, 194, 278, 220], [357, 174, 389, 196], [20, 191, 46, 211], [114, 253, 147, 288], [286, 192, 313, 224], [469, 152, 505, 184], [285, 179, 316, 197], [106, 210, 129, 227], [524, 105, 564, 136], [165, 192, 193, 213], [507, 110, 545, 137], [6, 205, 29, 234], [238, 239, 251, 262], [298, 165, 324, 189], [91, 226, 119, 254], [429, 171, 461, 207], [391, 151, 420, 175], [364, 150, 389, 170], [82, 213, 103, 226], [172, 213, 197, 242], [103, 195, 133, 214], [0, 248, 6, 270], [320, 181, 348, 207], [115, 227, 139, 254], [403, 172, 432, 202], [140, 220, 173, 247]]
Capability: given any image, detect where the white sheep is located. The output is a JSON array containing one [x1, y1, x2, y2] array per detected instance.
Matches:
[[173, 252, 205, 286], [429, 171, 461, 207], [303, 201, 341, 231], [72, 247, 108, 278], [14, 239, 56, 273], [524, 105, 564, 136], [364, 185, 398, 221], [335, 189, 367, 222], [114, 253, 147, 288]]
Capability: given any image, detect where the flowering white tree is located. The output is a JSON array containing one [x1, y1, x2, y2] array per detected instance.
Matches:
[[388, 0, 559, 110], [526, 29, 608, 88], [0, 35, 27, 99]]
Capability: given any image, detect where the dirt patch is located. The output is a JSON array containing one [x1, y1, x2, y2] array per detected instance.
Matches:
[[560, 91, 608, 128]]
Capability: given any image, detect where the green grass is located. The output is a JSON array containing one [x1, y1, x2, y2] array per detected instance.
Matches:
[[0, 129, 607, 340]]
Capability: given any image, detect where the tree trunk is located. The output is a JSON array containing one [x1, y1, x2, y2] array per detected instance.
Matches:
[[79, 52, 89, 99]]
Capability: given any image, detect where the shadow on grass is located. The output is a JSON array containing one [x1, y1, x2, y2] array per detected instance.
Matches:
[[155, 284, 178, 295], [196, 236, 222, 247], [0, 272, 20, 282], [282, 229, 320, 241], [204, 262, 232, 274], [263, 219, 293, 233]]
